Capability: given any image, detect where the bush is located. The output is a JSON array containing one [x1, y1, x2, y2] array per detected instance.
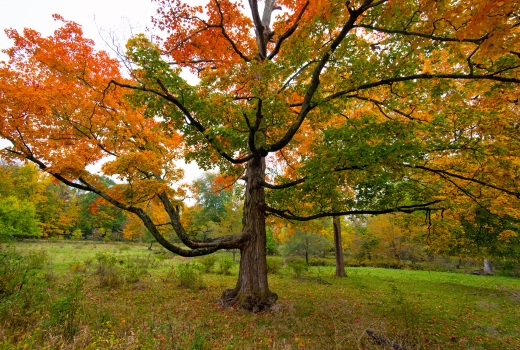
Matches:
[[94, 252, 122, 288], [126, 254, 160, 270], [218, 257, 234, 275], [199, 255, 218, 273], [69, 262, 87, 273], [26, 249, 49, 269], [177, 262, 204, 289], [288, 258, 308, 278], [308, 258, 334, 267], [118, 244, 131, 251], [45, 278, 83, 340], [0, 246, 48, 332], [497, 260, 520, 277], [0, 246, 26, 300], [266, 257, 282, 274], [71, 229, 83, 240]]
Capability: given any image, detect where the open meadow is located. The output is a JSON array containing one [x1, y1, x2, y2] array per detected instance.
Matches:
[[1, 241, 519, 349]]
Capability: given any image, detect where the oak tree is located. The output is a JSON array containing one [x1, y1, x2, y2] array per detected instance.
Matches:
[[2, 1, 520, 310]]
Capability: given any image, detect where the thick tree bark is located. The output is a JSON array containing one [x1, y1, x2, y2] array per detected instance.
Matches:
[[221, 157, 277, 311], [333, 216, 347, 277]]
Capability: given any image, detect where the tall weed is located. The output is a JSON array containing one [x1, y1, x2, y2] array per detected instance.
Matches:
[[177, 262, 204, 289], [218, 257, 234, 275], [45, 278, 83, 340]]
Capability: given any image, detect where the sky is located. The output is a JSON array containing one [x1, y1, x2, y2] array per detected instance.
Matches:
[[0, 0, 205, 182], [0, 0, 158, 55]]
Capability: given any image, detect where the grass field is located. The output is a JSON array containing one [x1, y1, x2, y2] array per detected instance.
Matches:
[[1, 241, 519, 349]]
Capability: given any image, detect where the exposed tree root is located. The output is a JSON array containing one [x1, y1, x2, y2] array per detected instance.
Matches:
[[220, 289, 278, 312]]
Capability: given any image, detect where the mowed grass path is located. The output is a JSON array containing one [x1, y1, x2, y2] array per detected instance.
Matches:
[[1, 241, 519, 349]]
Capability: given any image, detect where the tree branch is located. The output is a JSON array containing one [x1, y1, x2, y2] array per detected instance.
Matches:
[[319, 73, 520, 107], [261, 177, 307, 189], [354, 24, 489, 43], [268, 1, 310, 60], [410, 165, 520, 198], [265, 2, 367, 154], [264, 200, 444, 221], [213, 0, 251, 62], [156, 192, 246, 249], [109, 79, 254, 164]]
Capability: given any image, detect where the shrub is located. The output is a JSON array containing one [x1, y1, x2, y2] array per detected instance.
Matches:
[[118, 244, 131, 251], [218, 257, 234, 275], [497, 260, 520, 277], [0, 246, 26, 300], [69, 262, 87, 273], [266, 257, 282, 274], [200, 255, 218, 273], [308, 258, 334, 267], [155, 251, 174, 260], [45, 278, 83, 339], [0, 246, 48, 333], [177, 262, 204, 289], [122, 255, 155, 284], [94, 252, 121, 288], [126, 254, 160, 270], [71, 229, 83, 240], [288, 258, 308, 278], [26, 249, 48, 269]]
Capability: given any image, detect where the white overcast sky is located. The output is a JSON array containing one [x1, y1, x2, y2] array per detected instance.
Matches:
[[0, 0, 207, 181], [0, 0, 160, 59]]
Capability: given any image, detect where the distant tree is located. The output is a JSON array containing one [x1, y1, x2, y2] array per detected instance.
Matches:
[[365, 213, 425, 265], [350, 223, 380, 262], [193, 172, 233, 223], [0, 196, 41, 237], [333, 216, 347, 277], [0, 163, 80, 237], [77, 177, 126, 240], [265, 228, 279, 256], [283, 226, 333, 265]]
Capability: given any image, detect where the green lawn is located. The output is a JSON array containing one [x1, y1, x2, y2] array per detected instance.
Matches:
[[1, 241, 519, 349]]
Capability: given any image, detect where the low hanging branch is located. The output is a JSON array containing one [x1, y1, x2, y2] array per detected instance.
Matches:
[[263, 200, 444, 221]]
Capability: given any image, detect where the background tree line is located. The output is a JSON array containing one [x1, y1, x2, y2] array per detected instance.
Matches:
[[2, 162, 518, 275], [0, 162, 125, 240]]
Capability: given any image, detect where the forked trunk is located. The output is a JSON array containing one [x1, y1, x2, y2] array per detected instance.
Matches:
[[221, 157, 277, 311], [333, 216, 347, 277]]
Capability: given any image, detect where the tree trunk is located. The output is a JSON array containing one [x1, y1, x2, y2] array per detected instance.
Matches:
[[484, 259, 493, 274], [221, 157, 277, 311], [333, 216, 347, 277]]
